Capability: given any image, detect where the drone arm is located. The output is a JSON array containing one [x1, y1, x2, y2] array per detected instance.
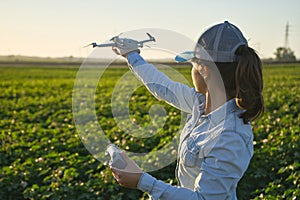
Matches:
[[138, 34, 155, 47], [138, 39, 156, 47], [139, 39, 152, 44], [93, 43, 116, 48]]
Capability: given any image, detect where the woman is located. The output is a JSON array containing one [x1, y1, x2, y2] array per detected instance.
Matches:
[[110, 21, 264, 199]]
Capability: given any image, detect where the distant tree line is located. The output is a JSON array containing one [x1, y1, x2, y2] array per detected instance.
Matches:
[[274, 47, 296, 61]]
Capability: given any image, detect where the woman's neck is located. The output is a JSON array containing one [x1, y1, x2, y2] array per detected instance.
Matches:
[[205, 89, 227, 115]]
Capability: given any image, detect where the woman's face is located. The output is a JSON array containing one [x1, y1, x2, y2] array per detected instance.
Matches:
[[191, 62, 207, 94]]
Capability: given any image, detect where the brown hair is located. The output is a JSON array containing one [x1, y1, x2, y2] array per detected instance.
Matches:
[[215, 45, 264, 123]]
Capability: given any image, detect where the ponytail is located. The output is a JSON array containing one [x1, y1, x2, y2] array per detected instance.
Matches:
[[235, 46, 264, 123]]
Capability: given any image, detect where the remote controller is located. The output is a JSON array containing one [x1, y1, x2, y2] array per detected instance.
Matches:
[[105, 144, 127, 169]]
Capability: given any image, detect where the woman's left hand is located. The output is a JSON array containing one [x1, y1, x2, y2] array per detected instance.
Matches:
[[110, 151, 143, 189]]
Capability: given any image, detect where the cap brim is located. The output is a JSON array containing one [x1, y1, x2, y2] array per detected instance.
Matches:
[[174, 51, 194, 63]]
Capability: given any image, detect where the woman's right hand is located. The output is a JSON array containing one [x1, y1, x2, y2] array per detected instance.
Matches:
[[112, 38, 140, 57]]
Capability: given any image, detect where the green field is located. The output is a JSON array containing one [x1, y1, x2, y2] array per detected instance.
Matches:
[[0, 63, 299, 199]]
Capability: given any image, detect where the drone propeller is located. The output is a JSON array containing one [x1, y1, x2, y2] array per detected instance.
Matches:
[[146, 33, 156, 42], [144, 43, 157, 48], [110, 33, 123, 42], [83, 42, 97, 48]]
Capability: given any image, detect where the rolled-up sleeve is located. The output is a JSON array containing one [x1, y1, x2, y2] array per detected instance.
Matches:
[[137, 172, 205, 200]]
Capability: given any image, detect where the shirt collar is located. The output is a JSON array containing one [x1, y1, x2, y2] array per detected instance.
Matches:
[[205, 99, 240, 125]]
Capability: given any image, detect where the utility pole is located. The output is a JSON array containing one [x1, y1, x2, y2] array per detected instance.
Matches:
[[284, 22, 289, 48]]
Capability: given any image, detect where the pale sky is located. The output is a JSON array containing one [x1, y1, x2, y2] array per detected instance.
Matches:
[[1, 0, 299, 59]]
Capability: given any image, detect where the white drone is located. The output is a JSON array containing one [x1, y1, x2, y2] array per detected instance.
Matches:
[[84, 33, 156, 48]]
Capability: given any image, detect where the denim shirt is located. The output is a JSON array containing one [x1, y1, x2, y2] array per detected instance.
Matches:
[[127, 52, 254, 200]]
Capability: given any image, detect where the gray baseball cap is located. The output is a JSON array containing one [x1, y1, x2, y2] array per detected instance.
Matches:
[[175, 21, 248, 63]]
